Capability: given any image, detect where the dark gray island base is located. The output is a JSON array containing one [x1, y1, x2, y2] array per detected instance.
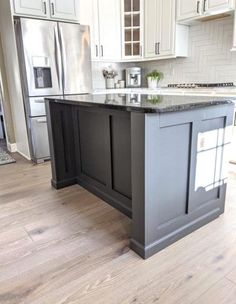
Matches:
[[46, 94, 234, 259]]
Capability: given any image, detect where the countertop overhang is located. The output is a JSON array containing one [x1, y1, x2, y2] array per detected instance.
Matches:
[[46, 93, 235, 114]]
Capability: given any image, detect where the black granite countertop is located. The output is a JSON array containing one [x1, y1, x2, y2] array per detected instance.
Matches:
[[46, 93, 235, 113]]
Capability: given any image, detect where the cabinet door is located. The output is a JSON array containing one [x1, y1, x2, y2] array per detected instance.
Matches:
[[177, 0, 201, 21], [159, 0, 175, 56], [98, 0, 122, 60], [79, 0, 100, 59], [49, 0, 78, 21], [144, 0, 158, 58], [205, 0, 234, 13], [13, 0, 48, 17], [123, 0, 143, 59]]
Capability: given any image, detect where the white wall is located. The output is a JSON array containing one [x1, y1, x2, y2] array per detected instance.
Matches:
[[0, 0, 30, 158]]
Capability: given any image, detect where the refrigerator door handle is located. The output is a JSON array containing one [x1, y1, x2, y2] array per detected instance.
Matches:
[[54, 26, 62, 91], [58, 25, 67, 92], [34, 99, 45, 104], [36, 118, 47, 124]]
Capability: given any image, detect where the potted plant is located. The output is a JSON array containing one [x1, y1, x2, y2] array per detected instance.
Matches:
[[146, 70, 163, 89]]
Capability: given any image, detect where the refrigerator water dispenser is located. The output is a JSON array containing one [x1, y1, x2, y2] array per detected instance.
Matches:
[[32, 56, 52, 89], [33, 67, 52, 89]]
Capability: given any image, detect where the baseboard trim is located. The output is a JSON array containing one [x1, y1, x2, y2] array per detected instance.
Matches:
[[77, 178, 132, 218], [51, 175, 132, 217], [7, 142, 17, 153], [17, 150, 31, 160], [6, 142, 31, 161], [51, 178, 77, 189], [130, 208, 222, 259]]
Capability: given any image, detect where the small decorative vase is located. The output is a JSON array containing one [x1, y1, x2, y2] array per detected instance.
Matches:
[[147, 78, 159, 89], [106, 78, 115, 89]]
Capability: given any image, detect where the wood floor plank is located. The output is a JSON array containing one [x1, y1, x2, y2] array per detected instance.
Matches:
[[191, 278, 236, 304], [0, 155, 236, 304], [225, 266, 236, 285]]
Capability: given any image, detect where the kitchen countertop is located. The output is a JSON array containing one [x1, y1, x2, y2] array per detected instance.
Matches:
[[93, 87, 236, 98], [46, 93, 235, 113]]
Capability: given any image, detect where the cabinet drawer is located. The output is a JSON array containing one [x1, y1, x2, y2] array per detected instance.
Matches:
[[29, 97, 46, 117], [30, 117, 50, 160]]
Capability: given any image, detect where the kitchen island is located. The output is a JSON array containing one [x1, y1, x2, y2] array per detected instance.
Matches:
[[45, 94, 234, 259]]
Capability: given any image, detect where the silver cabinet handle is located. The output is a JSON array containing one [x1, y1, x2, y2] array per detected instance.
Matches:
[[140, 45, 142, 57], [43, 1, 47, 14], [101, 45, 104, 57], [51, 2, 55, 15], [203, 0, 207, 12], [95, 45, 98, 57], [197, 1, 200, 13], [155, 43, 160, 55], [157, 42, 160, 55]]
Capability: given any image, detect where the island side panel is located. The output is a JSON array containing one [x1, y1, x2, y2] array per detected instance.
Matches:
[[73, 107, 132, 217], [46, 102, 132, 215], [45, 101, 77, 189], [131, 104, 234, 259]]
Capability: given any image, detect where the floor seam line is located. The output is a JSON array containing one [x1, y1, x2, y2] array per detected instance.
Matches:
[[23, 226, 34, 243]]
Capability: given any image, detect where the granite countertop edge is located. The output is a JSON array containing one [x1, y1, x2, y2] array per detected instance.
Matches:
[[45, 96, 234, 114]]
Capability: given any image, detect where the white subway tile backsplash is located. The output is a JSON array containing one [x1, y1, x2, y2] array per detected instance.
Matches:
[[91, 62, 135, 89]]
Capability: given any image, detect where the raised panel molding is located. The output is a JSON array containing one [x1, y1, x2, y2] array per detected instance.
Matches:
[[206, 0, 234, 11], [110, 114, 132, 199], [50, 0, 78, 20], [13, 0, 47, 17], [156, 123, 191, 226]]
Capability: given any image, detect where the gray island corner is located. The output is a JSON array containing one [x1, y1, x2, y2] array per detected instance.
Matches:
[[45, 93, 235, 259]]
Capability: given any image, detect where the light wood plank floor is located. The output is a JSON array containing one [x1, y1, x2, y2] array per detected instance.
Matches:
[[0, 153, 236, 304]]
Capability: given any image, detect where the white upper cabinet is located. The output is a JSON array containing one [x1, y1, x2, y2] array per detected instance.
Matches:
[[79, 0, 100, 59], [13, 0, 48, 17], [177, 0, 201, 21], [204, 0, 234, 14], [12, 0, 79, 22], [159, 0, 175, 56], [144, 0, 159, 58], [79, 0, 121, 61], [177, 0, 234, 22], [145, 0, 189, 59], [122, 0, 144, 59], [49, 0, 78, 21], [98, 0, 122, 60]]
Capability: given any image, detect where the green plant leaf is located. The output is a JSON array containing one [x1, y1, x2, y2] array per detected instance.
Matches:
[[146, 70, 164, 81]]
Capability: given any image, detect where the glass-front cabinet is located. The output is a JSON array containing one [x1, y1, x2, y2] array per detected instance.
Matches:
[[122, 0, 143, 60]]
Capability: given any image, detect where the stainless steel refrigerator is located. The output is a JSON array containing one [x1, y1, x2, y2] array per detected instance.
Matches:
[[15, 17, 92, 163]]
